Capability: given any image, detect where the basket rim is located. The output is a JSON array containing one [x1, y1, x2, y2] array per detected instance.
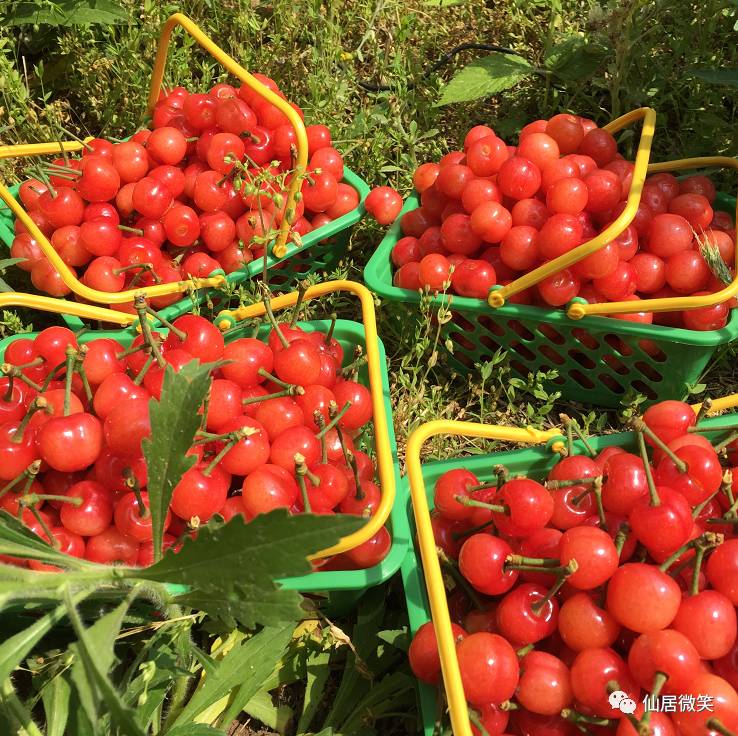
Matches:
[[363, 191, 738, 347]]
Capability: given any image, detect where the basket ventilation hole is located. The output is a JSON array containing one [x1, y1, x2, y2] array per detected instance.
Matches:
[[572, 328, 599, 350], [635, 361, 663, 383], [455, 351, 475, 369], [638, 340, 667, 362], [537, 324, 566, 344], [599, 374, 625, 394], [568, 349, 596, 370], [632, 379, 658, 400], [479, 335, 503, 353], [569, 368, 596, 389], [449, 331, 476, 352], [539, 345, 565, 366], [603, 355, 629, 375], [478, 316, 506, 337], [511, 341, 536, 361], [509, 359, 529, 377], [604, 334, 626, 355], [507, 320, 535, 341], [452, 313, 475, 332]]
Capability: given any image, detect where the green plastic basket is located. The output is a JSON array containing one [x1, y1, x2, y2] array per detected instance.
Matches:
[[0, 318, 407, 614], [364, 192, 738, 408], [0, 167, 369, 332], [401, 411, 738, 735]]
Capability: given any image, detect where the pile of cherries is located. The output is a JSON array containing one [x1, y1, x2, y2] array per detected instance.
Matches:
[[392, 114, 735, 331], [10, 79, 359, 306], [0, 300, 389, 571], [409, 399, 738, 735]]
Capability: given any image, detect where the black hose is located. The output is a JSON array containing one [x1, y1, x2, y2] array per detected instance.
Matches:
[[357, 42, 519, 92]]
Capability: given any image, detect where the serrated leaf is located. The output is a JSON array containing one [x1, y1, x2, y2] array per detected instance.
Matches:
[[691, 68, 738, 88], [63, 589, 145, 736], [40, 673, 71, 736], [436, 53, 534, 106], [142, 361, 212, 562], [139, 511, 362, 627], [545, 36, 609, 81], [5, 0, 128, 26], [173, 623, 294, 726]]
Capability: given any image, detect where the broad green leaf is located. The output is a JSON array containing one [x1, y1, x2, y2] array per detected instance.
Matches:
[[41, 673, 71, 736], [5, 0, 129, 26], [544, 35, 609, 81], [436, 53, 534, 106], [691, 68, 738, 88], [377, 627, 410, 651], [341, 672, 417, 734], [0, 511, 96, 568], [173, 623, 294, 726], [64, 589, 145, 736], [0, 258, 26, 270], [297, 646, 331, 733], [142, 361, 212, 562], [165, 726, 224, 736], [243, 689, 292, 733], [0, 598, 78, 683], [141, 511, 362, 627]]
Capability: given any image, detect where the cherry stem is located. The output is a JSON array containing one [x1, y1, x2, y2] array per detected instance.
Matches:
[[437, 546, 485, 611], [632, 418, 687, 473], [133, 352, 154, 386], [505, 554, 561, 568], [58, 126, 93, 150], [144, 306, 186, 341], [34, 167, 56, 198], [62, 346, 76, 417], [203, 440, 235, 477], [592, 476, 606, 528], [614, 523, 630, 556], [324, 313, 337, 345], [635, 430, 660, 507], [467, 710, 490, 736], [659, 531, 723, 572], [707, 719, 737, 736], [0, 460, 41, 500], [314, 413, 328, 464], [316, 401, 352, 438], [46, 163, 81, 175], [294, 453, 313, 513], [451, 517, 496, 541], [256, 367, 295, 390], [27, 504, 59, 550], [454, 495, 506, 514], [117, 225, 144, 235], [516, 643, 534, 658], [22, 493, 81, 507], [560, 414, 595, 457], [260, 287, 289, 348], [116, 342, 149, 360], [113, 262, 155, 276], [560, 709, 613, 727], [289, 280, 310, 327], [467, 480, 498, 493], [2, 372, 13, 403], [687, 420, 738, 434], [135, 296, 166, 368], [346, 449, 364, 500], [1, 364, 43, 393], [695, 397, 713, 424], [565, 416, 574, 456], [341, 350, 367, 380], [713, 429, 738, 454], [242, 386, 303, 406], [124, 470, 148, 518], [549, 476, 599, 491], [73, 346, 94, 408], [531, 560, 577, 615], [12, 398, 48, 443]]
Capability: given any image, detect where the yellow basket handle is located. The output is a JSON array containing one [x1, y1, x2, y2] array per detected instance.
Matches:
[[215, 280, 395, 561], [407, 392, 738, 736], [0, 12, 308, 306], [148, 13, 308, 260], [568, 155, 738, 318], [0, 292, 135, 325], [488, 107, 657, 308]]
